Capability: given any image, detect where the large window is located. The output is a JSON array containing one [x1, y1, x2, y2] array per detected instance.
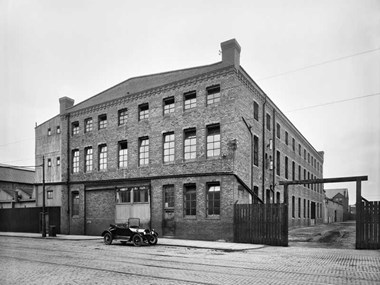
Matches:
[[118, 108, 128, 125], [85, 118, 93, 133], [139, 104, 149, 121], [184, 91, 196, 110], [72, 192, 79, 216], [85, 147, 93, 173], [285, 131, 288, 145], [117, 188, 131, 203], [98, 114, 107, 130], [118, 141, 128, 168], [98, 144, 107, 170], [253, 135, 259, 166], [184, 184, 196, 216], [253, 101, 259, 121], [206, 124, 220, 158], [163, 97, 175, 115], [266, 113, 271, 131], [72, 122, 79, 135], [298, 165, 301, 180], [117, 186, 149, 203], [164, 185, 175, 209], [163, 132, 175, 163], [292, 161, 295, 181], [139, 137, 149, 166], [292, 138, 295, 152], [276, 151, 280, 176], [184, 128, 196, 160], [207, 183, 220, 216], [285, 156, 288, 179], [298, 198, 301, 218], [133, 187, 149, 203], [72, 149, 79, 173], [276, 123, 281, 139], [206, 85, 220, 105], [292, 196, 295, 218]]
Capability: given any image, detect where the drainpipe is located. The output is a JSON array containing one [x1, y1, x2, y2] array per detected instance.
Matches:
[[261, 97, 267, 202], [272, 108, 276, 201], [242, 116, 253, 203], [66, 113, 71, 234]]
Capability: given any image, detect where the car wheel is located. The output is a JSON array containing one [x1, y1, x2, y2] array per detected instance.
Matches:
[[132, 235, 143, 247], [148, 235, 158, 245], [103, 232, 113, 245]]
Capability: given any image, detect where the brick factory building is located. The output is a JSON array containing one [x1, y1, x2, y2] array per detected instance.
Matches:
[[35, 39, 324, 241]]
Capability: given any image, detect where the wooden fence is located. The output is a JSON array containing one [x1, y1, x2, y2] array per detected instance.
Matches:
[[234, 203, 288, 246], [356, 199, 380, 249], [0, 207, 61, 233]]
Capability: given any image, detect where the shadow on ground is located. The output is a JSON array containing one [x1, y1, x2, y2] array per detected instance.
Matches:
[[288, 221, 356, 249]]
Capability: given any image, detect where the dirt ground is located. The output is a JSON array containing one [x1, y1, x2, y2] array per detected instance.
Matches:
[[288, 220, 356, 249]]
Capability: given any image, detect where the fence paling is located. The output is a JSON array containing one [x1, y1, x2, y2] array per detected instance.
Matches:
[[234, 203, 287, 246], [357, 199, 380, 249]]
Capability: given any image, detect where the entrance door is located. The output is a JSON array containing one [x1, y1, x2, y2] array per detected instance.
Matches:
[[163, 185, 175, 236]]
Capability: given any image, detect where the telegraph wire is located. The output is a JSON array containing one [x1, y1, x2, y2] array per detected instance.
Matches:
[[285, 92, 380, 113], [257, 47, 380, 81]]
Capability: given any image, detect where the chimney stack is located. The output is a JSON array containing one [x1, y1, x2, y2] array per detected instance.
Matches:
[[221, 39, 241, 69], [59, 97, 74, 114]]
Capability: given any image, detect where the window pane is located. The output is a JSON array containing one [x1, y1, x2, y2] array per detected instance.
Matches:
[[207, 125, 220, 158], [164, 185, 175, 208], [99, 145, 107, 170], [139, 104, 149, 120], [139, 138, 149, 165], [164, 97, 175, 114], [184, 129, 196, 160], [85, 147, 93, 172], [72, 150, 79, 173], [184, 185, 196, 215], [207, 85, 220, 105], [163, 133, 175, 163], [119, 141, 128, 168], [184, 91, 196, 110], [118, 109, 128, 125], [207, 184, 220, 215]]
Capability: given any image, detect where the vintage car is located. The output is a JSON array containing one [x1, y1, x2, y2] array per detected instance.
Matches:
[[101, 218, 158, 246]]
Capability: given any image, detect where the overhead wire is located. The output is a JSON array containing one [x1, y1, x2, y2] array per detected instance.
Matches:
[[257, 47, 380, 81], [284, 92, 380, 113]]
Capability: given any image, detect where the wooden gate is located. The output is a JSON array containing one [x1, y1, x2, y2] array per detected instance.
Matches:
[[356, 198, 380, 249], [234, 203, 288, 246]]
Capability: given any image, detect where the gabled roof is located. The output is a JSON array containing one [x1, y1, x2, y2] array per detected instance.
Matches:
[[0, 164, 35, 184], [68, 61, 227, 113], [325, 188, 348, 199]]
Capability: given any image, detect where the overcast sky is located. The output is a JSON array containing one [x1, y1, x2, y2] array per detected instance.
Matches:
[[1, 0, 379, 204]]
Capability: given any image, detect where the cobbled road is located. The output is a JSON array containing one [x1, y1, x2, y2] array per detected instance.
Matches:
[[1, 236, 379, 284]]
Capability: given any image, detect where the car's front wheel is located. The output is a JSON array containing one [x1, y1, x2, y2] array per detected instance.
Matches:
[[132, 234, 143, 246], [148, 235, 158, 245], [103, 232, 113, 245]]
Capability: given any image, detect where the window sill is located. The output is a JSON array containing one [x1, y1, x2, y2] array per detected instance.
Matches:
[[184, 215, 197, 220], [206, 215, 220, 220]]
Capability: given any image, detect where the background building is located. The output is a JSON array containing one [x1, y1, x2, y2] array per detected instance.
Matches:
[[0, 164, 35, 209], [35, 39, 324, 241], [325, 188, 349, 221]]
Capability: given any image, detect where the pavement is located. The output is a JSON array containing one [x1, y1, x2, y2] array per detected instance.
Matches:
[[0, 231, 265, 251]]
